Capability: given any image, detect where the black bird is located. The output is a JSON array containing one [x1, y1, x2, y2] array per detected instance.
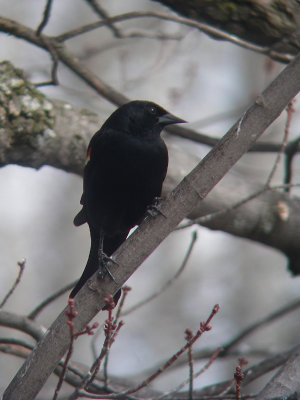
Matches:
[[70, 100, 185, 299]]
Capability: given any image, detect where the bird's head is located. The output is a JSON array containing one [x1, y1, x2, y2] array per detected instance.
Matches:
[[104, 100, 186, 138]]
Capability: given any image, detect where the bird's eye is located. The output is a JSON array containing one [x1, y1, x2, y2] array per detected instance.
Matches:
[[149, 106, 157, 115]]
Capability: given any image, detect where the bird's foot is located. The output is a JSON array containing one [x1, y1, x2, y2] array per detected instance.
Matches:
[[146, 197, 166, 218], [98, 250, 118, 283]]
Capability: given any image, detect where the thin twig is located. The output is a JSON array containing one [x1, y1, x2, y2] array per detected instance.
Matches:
[[36, 0, 53, 36], [195, 345, 300, 398], [167, 124, 297, 154], [281, 99, 297, 192], [85, 1, 183, 41], [0, 259, 26, 309], [54, 305, 98, 400], [53, 11, 293, 62], [119, 305, 219, 398], [103, 287, 130, 388], [284, 136, 300, 192], [122, 231, 198, 316], [158, 347, 222, 400], [87, 299, 123, 387], [221, 297, 300, 355], [265, 99, 295, 186], [177, 182, 300, 230], [75, 392, 139, 400], [185, 329, 194, 400], [53, 300, 99, 399], [35, 36, 59, 86], [115, 30, 183, 40], [85, 0, 122, 37], [144, 296, 300, 375], [53, 299, 78, 400], [192, 347, 222, 387], [76, 305, 220, 399], [114, 286, 131, 322], [90, 287, 131, 361], [0, 16, 298, 154], [27, 280, 77, 320], [234, 359, 248, 400], [69, 296, 124, 399]]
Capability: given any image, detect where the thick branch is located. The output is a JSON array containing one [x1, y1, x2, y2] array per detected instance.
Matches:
[[0, 61, 96, 175], [0, 311, 45, 342], [186, 173, 300, 274], [155, 0, 300, 56], [1, 60, 300, 272], [256, 347, 300, 399], [4, 47, 300, 400]]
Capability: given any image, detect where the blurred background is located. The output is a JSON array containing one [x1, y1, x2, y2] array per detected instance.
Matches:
[[0, 0, 300, 398]]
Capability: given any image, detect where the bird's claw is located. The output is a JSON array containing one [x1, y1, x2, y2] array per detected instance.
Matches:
[[98, 250, 118, 283], [98, 264, 118, 283]]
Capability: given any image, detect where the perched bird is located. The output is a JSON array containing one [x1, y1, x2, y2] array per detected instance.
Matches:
[[70, 100, 185, 299]]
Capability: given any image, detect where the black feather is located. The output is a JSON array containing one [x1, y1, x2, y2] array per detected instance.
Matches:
[[70, 100, 185, 299]]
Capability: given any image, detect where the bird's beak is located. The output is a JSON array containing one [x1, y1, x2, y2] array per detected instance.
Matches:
[[158, 113, 186, 126]]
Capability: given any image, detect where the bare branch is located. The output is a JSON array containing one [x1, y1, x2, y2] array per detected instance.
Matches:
[[265, 99, 295, 186], [27, 281, 76, 320], [0, 259, 26, 309], [53, 299, 79, 400], [178, 183, 300, 230], [155, 0, 300, 57], [54, 11, 293, 62], [222, 297, 300, 355], [36, 0, 53, 36], [77, 305, 219, 399], [284, 136, 300, 192], [0, 338, 33, 351], [0, 16, 128, 105], [195, 345, 300, 397], [0, 311, 46, 341], [0, 18, 296, 152], [0, 338, 113, 395], [256, 348, 300, 400], [122, 230, 197, 316], [142, 296, 300, 376], [0, 341, 33, 362], [4, 50, 300, 399], [1, 60, 300, 268], [234, 359, 248, 400], [85, 1, 184, 41], [103, 287, 130, 387], [158, 347, 222, 400], [85, 0, 123, 38]]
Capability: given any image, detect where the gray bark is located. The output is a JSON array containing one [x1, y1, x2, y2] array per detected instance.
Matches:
[[155, 0, 300, 55]]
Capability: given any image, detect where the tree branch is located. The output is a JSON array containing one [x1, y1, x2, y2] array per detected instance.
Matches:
[[53, 10, 293, 62], [155, 0, 300, 57], [0, 311, 46, 342], [194, 344, 300, 398], [1, 59, 300, 273], [256, 347, 300, 399], [4, 46, 300, 400]]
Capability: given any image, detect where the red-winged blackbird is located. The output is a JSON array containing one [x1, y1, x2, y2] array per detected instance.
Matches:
[[70, 100, 185, 299]]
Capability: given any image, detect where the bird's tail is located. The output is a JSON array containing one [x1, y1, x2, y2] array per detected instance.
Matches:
[[70, 229, 128, 298]]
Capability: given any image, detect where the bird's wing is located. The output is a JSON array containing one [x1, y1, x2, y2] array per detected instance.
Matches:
[[73, 128, 108, 227]]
